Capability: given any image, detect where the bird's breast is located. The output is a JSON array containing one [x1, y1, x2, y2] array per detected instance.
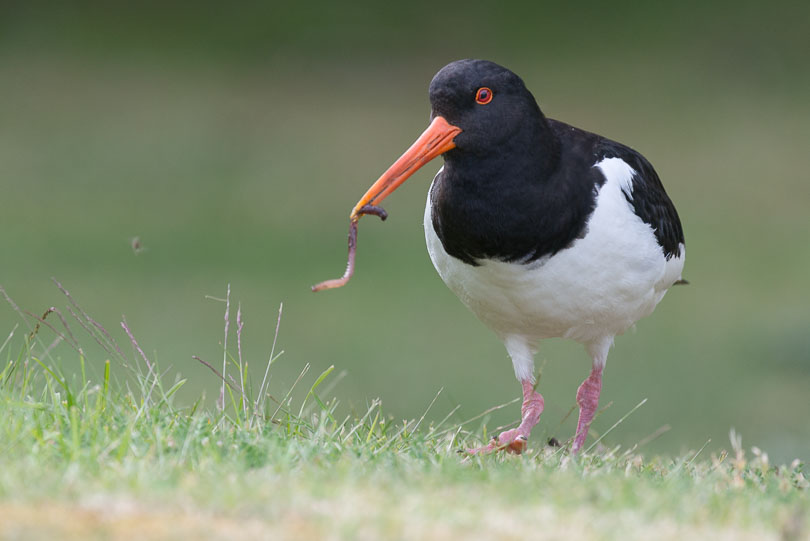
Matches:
[[427, 162, 597, 266]]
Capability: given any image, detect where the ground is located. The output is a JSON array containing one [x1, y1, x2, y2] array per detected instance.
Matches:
[[1, 316, 807, 541]]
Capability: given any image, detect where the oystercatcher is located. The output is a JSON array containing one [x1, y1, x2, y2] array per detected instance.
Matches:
[[350, 59, 685, 454]]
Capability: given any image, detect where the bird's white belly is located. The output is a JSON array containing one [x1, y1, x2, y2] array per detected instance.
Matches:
[[424, 159, 685, 351]]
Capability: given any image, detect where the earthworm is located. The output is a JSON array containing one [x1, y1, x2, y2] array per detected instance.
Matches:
[[311, 205, 388, 292]]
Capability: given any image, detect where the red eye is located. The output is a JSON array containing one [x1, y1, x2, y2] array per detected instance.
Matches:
[[475, 87, 493, 105]]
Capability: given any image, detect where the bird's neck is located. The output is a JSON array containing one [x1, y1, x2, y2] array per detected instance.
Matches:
[[431, 116, 595, 265], [446, 114, 560, 186]]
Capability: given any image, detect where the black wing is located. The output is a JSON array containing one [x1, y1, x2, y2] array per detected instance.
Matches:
[[595, 138, 685, 260]]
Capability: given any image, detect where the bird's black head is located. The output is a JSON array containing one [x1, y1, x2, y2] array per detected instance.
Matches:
[[429, 59, 545, 157], [350, 59, 552, 220]]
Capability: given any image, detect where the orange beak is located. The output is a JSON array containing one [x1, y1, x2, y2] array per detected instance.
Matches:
[[350, 115, 462, 220]]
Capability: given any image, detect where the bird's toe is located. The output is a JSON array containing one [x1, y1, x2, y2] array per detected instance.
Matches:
[[505, 434, 528, 454]]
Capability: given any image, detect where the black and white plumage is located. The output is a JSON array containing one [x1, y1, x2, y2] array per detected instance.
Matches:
[[349, 59, 685, 453]]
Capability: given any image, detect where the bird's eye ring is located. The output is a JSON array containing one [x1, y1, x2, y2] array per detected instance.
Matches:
[[475, 87, 493, 105]]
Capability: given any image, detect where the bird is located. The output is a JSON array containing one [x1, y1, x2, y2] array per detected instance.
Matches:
[[348, 59, 685, 454]]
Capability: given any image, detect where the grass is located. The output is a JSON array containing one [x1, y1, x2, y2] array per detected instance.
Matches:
[[1, 285, 807, 541]]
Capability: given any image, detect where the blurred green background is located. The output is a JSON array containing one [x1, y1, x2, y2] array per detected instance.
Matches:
[[2, 1, 808, 461]]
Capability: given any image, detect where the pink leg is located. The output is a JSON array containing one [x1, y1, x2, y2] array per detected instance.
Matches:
[[571, 365, 603, 453], [468, 380, 544, 455]]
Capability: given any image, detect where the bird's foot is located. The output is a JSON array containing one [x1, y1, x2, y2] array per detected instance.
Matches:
[[466, 380, 544, 456], [466, 429, 528, 455]]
